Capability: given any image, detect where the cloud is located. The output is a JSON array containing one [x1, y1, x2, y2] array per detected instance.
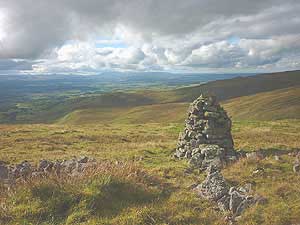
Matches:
[[0, 59, 33, 71], [0, 0, 299, 73]]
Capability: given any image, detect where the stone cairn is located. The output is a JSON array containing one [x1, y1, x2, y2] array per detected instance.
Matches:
[[174, 94, 264, 218], [175, 94, 237, 170]]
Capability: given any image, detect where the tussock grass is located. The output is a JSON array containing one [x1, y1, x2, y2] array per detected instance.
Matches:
[[0, 162, 166, 225], [0, 161, 224, 225], [0, 119, 299, 224], [223, 156, 300, 225]]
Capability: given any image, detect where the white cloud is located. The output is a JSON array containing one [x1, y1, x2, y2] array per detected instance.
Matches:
[[0, 0, 300, 73]]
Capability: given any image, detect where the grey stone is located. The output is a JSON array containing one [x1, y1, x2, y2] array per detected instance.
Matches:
[[235, 198, 253, 216], [196, 167, 229, 201], [39, 160, 53, 172], [246, 151, 264, 160], [229, 191, 245, 213], [217, 194, 230, 211], [13, 161, 32, 178], [61, 159, 78, 173], [293, 163, 300, 173], [78, 156, 89, 163], [175, 94, 236, 170], [189, 153, 204, 168], [194, 165, 259, 217], [0, 164, 9, 180]]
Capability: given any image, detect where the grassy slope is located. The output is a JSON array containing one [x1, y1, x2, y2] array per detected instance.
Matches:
[[1, 120, 300, 225], [59, 86, 300, 125], [58, 103, 189, 125], [223, 86, 300, 120]]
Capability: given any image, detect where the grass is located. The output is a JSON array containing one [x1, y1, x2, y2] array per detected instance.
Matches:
[[1, 119, 300, 224], [0, 158, 223, 225], [1, 120, 299, 164], [58, 103, 189, 125], [58, 87, 300, 125], [223, 156, 300, 224], [223, 86, 300, 120]]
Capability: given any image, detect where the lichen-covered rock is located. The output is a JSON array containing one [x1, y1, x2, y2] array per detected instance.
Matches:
[[194, 165, 260, 217], [196, 166, 229, 201], [12, 161, 32, 179], [38, 160, 54, 172], [0, 156, 96, 185], [175, 94, 237, 169]]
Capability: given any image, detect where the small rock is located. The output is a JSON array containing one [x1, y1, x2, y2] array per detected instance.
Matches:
[[274, 155, 281, 161], [0, 164, 9, 180], [78, 156, 89, 163], [229, 191, 244, 213], [39, 160, 53, 172], [293, 164, 300, 173], [246, 152, 264, 160], [252, 167, 264, 175]]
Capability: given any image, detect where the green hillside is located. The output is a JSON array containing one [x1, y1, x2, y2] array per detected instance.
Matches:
[[171, 70, 300, 102], [223, 86, 300, 120], [58, 103, 189, 125], [60, 86, 300, 125], [1, 70, 299, 124]]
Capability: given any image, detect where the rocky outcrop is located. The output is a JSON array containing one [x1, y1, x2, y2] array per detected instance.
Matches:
[[175, 94, 237, 170], [195, 166, 259, 217], [0, 156, 96, 184]]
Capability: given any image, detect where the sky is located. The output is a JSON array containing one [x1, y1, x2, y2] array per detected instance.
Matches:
[[0, 0, 300, 75]]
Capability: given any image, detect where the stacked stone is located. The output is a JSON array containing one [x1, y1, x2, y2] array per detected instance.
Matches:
[[175, 94, 236, 169]]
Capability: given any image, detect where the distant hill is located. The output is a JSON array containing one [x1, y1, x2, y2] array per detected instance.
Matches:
[[1, 70, 299, 124], [59, 70, 300, 124], [223, 86, 300, 120], [171, 70, 300, 102]]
